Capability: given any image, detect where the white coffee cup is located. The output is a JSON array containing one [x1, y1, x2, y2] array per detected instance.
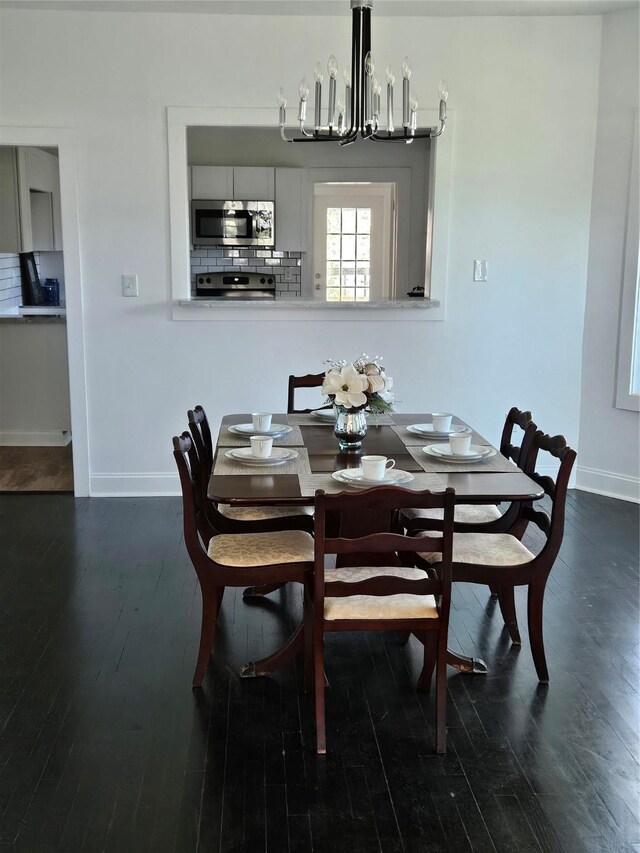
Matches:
[[251, 412, 272, 432], [449, 431, 472, 456], [250, 435, 273, 458], [432, 413, 453, 432], [361, 455, 396, 481]]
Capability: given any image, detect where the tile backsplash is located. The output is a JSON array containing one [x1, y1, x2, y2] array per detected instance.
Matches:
[[190, 248, 302, 297], [0, 252, 41, 309]]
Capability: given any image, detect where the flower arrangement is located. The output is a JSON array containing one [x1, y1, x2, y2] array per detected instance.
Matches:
[[321, 355, 395, 414]]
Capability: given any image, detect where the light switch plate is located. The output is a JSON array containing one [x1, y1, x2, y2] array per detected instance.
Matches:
[[122, 274, 139, 297], [473, 260, 488, 282]]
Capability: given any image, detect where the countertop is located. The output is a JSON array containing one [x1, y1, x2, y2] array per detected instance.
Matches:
[[0, 305, 67, 324]]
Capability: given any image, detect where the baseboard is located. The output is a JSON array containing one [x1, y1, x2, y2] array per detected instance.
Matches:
[[90, 472, 180, 497], [0, 430, 71, 447], [575, 465, 640, 503]]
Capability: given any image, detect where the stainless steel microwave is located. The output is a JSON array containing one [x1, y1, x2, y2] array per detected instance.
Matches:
[[191, 199, 275, 247]]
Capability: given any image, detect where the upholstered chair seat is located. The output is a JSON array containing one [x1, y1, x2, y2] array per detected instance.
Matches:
[[208, 529, 314, 567], [324, 566, 438, 621], [218, 504, 314, 522], [417, 532, 534, 567], [402, 504, 502, 525]]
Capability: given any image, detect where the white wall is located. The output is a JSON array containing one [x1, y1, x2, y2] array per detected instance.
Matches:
[[0, 8, 601, 495], [577, 7, 640, 502]]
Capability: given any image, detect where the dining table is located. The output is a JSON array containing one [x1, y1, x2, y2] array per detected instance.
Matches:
[[208, 411, 545, 679]]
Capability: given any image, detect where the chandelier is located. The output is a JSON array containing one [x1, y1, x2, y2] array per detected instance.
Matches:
[[278, 0, 448, 145]]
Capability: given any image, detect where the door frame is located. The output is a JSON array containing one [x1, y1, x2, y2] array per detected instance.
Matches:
[[0, 126, 90, 496]]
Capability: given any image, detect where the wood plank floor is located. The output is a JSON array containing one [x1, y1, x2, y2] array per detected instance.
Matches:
[[0, 491, 637, 852], [0, 446, 73, 492]]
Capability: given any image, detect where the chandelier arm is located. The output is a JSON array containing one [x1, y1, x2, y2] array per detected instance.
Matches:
[[429, 120, 446, 138]]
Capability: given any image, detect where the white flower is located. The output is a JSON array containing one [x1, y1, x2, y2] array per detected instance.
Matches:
[[322, 364, 368, 409]]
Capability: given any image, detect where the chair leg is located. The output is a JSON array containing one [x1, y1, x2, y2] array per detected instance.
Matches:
[[435, 632, 447, 754], [192, 583, 221, 688], [243, 582, 285, 598], [489, 584, 499, 599], [303, 578, 313, 693], [418, 631, 436, 693], [314, 626, 326, 755], [497, 586, 521, 645], [527, 579, 549, 683]]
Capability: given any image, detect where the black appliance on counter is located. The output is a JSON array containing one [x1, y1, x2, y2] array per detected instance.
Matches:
[[195, 272, 276, 300]]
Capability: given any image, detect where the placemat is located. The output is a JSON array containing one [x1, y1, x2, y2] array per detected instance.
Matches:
[[408, 445, 518, 474], [392, 424, 492, 447], [216, 424, 304, 447], [214, 447, 312, 476], [298, 471, 445, 497]]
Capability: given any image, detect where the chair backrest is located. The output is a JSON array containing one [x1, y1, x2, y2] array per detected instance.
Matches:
[[499, 407, 536, 470], [172, 433, 214, 572], [314, 486, 456, 616], [287, 372, 329, 414], [523, 431, 577, 558], [188, 405, 214, 474]]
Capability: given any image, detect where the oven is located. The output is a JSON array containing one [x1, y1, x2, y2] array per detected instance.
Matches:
[[191, 199, 275, 247], [195, 272, 276, 300]]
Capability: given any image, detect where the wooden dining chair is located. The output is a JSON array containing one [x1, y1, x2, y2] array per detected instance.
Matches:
[[402, 407, 536, 537], [313, 485, 456, 755], [414, 431, 576, 682], [188, 406, 314, 535], [173, 433, 315, 688], [287, 372, 330, 414]]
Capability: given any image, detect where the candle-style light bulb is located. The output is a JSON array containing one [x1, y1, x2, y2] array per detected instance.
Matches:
[[385, 65, 395, 86], [365, 51, 375, 76], [410, 95, 418, 111], [401, 57, 412, 79], [327, 56, 337, 128], [327, 55, 338, 79], [277, 88, 287, 108], [438, 79, 449, 102], [409, 95, 418, 133], [344, 66, 351, 87], [373, 79, 382, 97], [277, 87, 287, 128], [314, 62, 324, 84], [299, 78, 310, 101], [385, 66, 395, 133], [401, 58, 411, 127]]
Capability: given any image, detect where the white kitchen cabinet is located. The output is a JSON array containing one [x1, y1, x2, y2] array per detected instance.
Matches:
[[190, 166, 275, 200], [17, 147, 63, 252], [275, 168, 308, 251], [190, 165, 233, 200], [0, 148, 22, 253]]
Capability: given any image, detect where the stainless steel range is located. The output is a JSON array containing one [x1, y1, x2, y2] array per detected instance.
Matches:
[[195, 271, 276, 300]]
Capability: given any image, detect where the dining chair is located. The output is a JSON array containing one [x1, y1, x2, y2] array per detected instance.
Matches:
[[313, 485, 456, 755], [414, 431, 576, 682], [287, 372, 330, 414], [402, 407, 536, 537], [173, 433, 314, 688], [188, 406, 314, 534]]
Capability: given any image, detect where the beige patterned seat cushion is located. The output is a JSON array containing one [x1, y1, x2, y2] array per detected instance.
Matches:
[[218, 504, 314, 521], [403, 504, 502, 524], [417, 532, 534, 566], [208, 530, 314, 567], [324, 565, 438, 621]]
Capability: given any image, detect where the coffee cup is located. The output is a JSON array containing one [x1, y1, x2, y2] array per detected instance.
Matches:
[[250, 435, 273, 458], [361, 455, 395, 481], [449, 431, 472, 456], [251, 412, 272, 432], [432, 413, 453, 432]]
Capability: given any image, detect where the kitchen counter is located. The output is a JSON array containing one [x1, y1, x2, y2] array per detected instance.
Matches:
[[0, 305, 66, 324]]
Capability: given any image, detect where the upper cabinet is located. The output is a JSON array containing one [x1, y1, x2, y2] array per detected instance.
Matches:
[[275, 168, 308, 252], [190, 166, 274, 200], [0, 147, 63, 253]]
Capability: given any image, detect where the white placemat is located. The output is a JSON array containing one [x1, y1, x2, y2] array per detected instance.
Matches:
[[217, 424, 304, 447], [392, 424, 492, 447], [408, 445, 518, 474], [213, 447, 312, 476], [298, 472, 445, 497]]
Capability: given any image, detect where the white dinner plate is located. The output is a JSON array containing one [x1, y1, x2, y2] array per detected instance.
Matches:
[[225, 447, 298, 466], [423, 444, 497, 463], [407, 423, 468, 439], [228, 423, 293, 437], [311, 409, 335, 421], [331, 468, 415, 487]]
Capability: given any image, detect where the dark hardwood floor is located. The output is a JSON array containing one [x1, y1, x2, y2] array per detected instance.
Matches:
[[0, 491, 637, 852]]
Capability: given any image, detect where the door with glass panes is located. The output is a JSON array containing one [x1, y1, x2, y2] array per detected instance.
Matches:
[[313, 184, 394, 302]]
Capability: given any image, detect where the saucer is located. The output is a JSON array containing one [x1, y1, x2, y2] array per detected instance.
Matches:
[[423, 444, 496, 463], [228, 423, 293, 437], [225, 447, 298, 466], [332, 468, 414, 487], [311, 409, 335, 421], [407, 423, 468, 439]]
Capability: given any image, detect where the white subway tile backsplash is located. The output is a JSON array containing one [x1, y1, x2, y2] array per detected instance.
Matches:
[[190, 247, 303, 298]]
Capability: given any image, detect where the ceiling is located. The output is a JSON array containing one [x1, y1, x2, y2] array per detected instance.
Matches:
[[0, 0, 637, 15]]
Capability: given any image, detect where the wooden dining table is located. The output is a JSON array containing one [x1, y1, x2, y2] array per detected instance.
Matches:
[[208, 411, 545, 678]]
